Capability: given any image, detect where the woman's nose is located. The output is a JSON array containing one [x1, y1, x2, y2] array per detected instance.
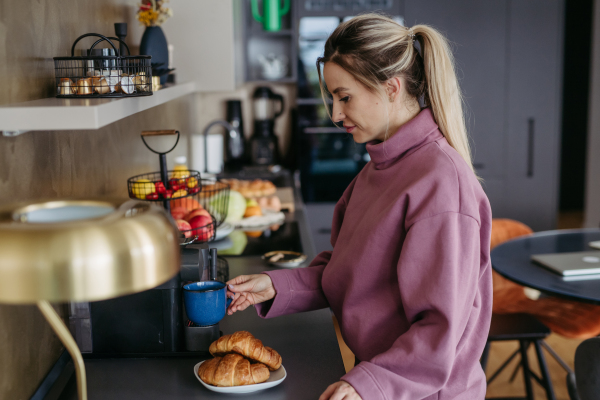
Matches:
[[332, 105, 345, 122]]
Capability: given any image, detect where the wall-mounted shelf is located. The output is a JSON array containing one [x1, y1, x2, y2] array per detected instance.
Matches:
[[0, 81, 196, 134]]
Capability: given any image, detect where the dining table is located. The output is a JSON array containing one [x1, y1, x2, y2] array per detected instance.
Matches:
[[491, 228, 600, 305]]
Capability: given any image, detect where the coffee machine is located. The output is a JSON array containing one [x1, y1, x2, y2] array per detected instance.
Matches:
[[69, 242, 227, 356], [250, 86, 284, 166]]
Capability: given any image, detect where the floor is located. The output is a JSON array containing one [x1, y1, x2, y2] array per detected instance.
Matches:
[[330, 210, 587, 399]]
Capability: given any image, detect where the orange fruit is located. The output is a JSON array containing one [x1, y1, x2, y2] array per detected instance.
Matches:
[[171, 197, 202, 211]]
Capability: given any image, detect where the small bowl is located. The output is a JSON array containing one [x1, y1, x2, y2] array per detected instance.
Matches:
[[262, 251, 307, 268]]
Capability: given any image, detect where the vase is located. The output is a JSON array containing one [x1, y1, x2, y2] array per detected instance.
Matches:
[[140, 26, 169, 85]]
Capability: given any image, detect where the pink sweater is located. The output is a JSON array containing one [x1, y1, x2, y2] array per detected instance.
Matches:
[[256, 108, 492, 400]]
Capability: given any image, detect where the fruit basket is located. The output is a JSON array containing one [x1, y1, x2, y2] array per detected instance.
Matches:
[[128, 170, 202, 201], [127, 130, 230, 243], [128, 173, 230, 243], [168, 177, 230, 242]]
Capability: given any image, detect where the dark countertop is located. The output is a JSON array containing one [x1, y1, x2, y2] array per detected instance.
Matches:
[[52, 179, 345, 400]]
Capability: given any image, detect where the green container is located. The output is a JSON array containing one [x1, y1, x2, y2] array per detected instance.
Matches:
[[251, 0, 290, 32]]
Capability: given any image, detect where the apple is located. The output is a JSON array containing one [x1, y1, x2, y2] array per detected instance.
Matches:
[[145, 192, 159, 201], [175, 219, 192, 238], [185, 208, 211, 222], [188, 187, 200, 195], [170, 206, 189, 220], [164, 189, 173, 199], [168, 178, 181, 191], [171, 198, 202, 211], [155, 181, 167, 195], [188, 215, 214, 241]]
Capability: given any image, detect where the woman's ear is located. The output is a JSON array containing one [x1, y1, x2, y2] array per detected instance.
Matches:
[[385, 77, 402, 102]]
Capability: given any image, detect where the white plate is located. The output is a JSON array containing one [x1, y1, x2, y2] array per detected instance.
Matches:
[[193, 361, 287, 394], [214, 222, 235, 241]]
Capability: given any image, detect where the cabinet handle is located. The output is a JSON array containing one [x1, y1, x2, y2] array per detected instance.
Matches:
[[527, 118, 535, 177]]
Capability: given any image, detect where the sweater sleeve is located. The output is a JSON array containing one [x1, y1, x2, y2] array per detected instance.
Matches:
[[342, 212, 486, 400], [255, 177, 357, 318]]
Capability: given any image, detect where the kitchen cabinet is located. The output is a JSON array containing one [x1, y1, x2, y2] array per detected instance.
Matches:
[[162, 0, 239, 91], [241, 0, 298, 83], [405, 0, 564, 231], [163, 0, 297, 90]]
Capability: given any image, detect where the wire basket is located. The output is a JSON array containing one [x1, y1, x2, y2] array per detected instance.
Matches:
[[127, 170, 203, 202], [127, 172, 230, 243], [54, 33, 152, 98]]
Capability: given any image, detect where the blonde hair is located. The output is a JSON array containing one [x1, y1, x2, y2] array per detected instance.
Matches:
[[317, 13, 477, 177]]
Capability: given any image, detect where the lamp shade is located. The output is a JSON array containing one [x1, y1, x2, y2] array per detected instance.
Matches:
[[0, 199, 180, 303]]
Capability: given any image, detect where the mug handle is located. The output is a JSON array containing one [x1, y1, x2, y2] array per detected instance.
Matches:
[[226, 297, 233, 308], [251, 0, 263, 23]]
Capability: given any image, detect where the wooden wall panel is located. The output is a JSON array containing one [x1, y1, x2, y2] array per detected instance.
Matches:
[[0, 1, 193, 398]]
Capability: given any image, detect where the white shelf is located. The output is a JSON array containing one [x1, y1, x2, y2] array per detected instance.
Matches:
[[0, 81, 197, 132]]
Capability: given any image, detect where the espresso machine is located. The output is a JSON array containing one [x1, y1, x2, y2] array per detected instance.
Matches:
[[69, 130, 230, 357], [69, 243, 228, 356], [250, 86, 284, 166]]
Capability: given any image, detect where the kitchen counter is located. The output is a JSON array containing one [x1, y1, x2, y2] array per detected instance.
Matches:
[[49, 184, 346, 400]]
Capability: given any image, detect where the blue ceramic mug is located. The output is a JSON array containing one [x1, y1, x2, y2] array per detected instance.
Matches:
[[183, 281, 233, 326]]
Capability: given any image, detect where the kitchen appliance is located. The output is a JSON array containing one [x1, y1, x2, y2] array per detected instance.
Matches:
[[83, 243, 227, 356], [250, 86, 284, 166], [71, 131, 232, 357], [225, 100, 246, 169]]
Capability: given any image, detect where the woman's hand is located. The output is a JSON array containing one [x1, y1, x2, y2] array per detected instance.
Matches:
[[319, 381, 362, 400], [226, 274, 276, 315]]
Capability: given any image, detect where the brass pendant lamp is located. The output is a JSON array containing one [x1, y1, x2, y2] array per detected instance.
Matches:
[[0, 199, 181, 400]]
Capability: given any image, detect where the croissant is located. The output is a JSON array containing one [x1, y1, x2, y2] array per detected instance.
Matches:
[[209, 331, 282, 371], [198, 354, 270, 386]]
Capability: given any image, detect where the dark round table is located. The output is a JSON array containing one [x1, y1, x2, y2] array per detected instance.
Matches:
[[491, 228, 600, 305]]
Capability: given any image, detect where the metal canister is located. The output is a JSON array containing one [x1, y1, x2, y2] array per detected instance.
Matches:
[[75, 78, 93, 95], [58, 78, 74, 95]]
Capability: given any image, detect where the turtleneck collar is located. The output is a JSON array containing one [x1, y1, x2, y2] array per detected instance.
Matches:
[[366, 108, 442, 169]]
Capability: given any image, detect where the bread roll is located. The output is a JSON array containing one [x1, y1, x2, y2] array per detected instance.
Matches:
[[209, 331, 282, 371], [198, 354, 270, 386]]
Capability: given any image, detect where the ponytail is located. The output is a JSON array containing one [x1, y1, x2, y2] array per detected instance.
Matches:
[[412, 25, 475, 178]]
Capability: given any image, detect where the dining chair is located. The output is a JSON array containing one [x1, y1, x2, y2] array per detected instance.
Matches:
[[481, 313, 556, 400], [484, 219, 559, 400], [571, 337, 600, 400]]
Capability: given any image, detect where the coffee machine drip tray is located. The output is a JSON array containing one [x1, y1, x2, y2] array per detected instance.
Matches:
[[184, 322, 220, 352]]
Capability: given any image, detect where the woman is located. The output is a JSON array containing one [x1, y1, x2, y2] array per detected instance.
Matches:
[[227, 13, 492, 400]]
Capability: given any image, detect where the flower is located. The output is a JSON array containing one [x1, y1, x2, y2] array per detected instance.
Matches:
[[137, 0, 172, 27]]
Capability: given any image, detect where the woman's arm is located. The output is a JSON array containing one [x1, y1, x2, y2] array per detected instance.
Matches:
[[342, 212, 492, 400], [253, 176, 359, 318]]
